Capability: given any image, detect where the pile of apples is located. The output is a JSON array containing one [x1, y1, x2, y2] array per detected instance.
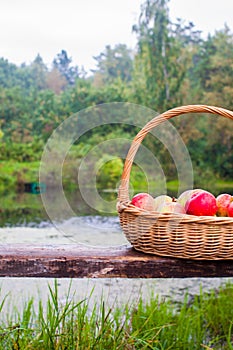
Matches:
[[131, 189, 233, 217]]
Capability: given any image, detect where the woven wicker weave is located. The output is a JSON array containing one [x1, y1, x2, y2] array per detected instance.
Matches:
[[117, 105, 233, 260]]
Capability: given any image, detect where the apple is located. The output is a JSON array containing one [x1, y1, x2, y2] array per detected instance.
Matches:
[[185, 190, 217, 216], [227, 202, 233, 217], [177, 189, 201, 207], [158, 201, 186, 214], [216, 193, 233, 216], [131, 193, 155, 211], [154, 195, 172, 211]]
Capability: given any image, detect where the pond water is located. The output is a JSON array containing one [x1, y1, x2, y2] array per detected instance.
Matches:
[[1, 185, 232, 227], [0, 189, 232, 313]]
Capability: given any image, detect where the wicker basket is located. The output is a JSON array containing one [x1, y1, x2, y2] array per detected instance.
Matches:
[[117, 105, 233, 260]]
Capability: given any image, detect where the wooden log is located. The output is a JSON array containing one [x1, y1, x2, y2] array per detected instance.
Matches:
[[0, 244, 233, 278]]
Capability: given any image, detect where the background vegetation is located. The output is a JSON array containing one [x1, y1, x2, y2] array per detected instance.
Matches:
[[0, 0, 232, 194]]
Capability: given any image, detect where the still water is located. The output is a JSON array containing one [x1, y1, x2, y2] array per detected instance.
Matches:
[[0, 189, 232, 312]]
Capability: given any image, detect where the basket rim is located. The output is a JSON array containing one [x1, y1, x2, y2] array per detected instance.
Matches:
[[117, 201, 233, 224], [117, 104, 233, 217]]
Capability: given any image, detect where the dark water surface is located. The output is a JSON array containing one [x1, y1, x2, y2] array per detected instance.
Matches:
[[1, 185, 232, 227]]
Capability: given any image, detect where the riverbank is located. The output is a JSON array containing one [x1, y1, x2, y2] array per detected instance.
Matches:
[[1, 278, 233, 349], [1, 159, 233, 196]]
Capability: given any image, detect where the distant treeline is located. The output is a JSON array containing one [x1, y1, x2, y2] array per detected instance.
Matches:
[[0, 0, 232, 184]]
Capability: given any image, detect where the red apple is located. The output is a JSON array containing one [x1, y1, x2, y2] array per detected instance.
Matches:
[[131, 193, 155, 211], [185, 190, 217, 216], [227, 202, 233, 217], [177, 189, 201, 207], [158, 201, 186, 214], [216, 193, 233, 216]]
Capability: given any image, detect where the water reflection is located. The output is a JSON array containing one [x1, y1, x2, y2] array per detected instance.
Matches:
[[0, 190, 120, 229], [0, 185, 232, 227]]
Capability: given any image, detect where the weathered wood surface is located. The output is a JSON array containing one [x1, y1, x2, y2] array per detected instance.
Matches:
[[0, 244, 233, 278]]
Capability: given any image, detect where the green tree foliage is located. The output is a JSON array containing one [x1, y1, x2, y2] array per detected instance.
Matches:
[[46, 67, 67, 94], [204, 26, 233, 108], [0, 55, 48, 91], [132, 0, 170, 110], [0, 86, 26, 141], [188, 26, 233, 179], [52, 50, 80, 86], [0, 58, 20, 88], [132, 0, 202, 112], [0, 0, 232, 184], [96, 155, 124, 189], [92, 44, 133, 83], [29, 54, 48, 90]]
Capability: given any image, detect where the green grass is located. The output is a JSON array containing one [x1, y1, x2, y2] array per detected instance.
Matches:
[[0, 280, 233, 349]]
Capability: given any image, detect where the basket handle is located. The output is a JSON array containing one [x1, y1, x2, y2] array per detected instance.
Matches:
[[118, 104, 233, 204]]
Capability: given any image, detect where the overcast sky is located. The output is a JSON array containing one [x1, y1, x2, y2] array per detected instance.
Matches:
[[0, 0, 232, 72]]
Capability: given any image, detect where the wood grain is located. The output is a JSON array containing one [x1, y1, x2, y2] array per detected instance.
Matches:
[[0, 244, 233, 278]]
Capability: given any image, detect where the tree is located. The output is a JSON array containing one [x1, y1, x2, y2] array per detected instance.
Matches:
[[189, 34, 217, 95], [92, 44, 133, 83], [132, 0, 171, 110], [204, 26, 233, 108], [0, 55, 47, 91], [171, 18, 202, 46], [30, 54, 48, 90], [197, 26, 233, 179], [132, 0, 200, 111], [0, 58, 19, 88], [52, 50, 79, 86], [30, 89, 60, 140], [46, 68, 67, 94]]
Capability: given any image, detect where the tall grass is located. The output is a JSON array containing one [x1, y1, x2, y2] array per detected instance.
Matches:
[[0, 280, 233, 349]]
